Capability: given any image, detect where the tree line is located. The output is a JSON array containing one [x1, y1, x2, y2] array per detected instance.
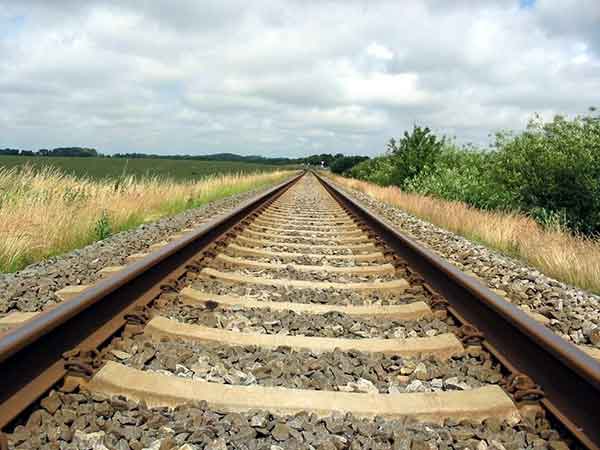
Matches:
[[0, 147, 369, 171], [0, 147, 99, 157]]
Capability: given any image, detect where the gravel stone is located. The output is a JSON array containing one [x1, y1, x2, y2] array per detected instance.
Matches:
[[216, 263, 398, 283], [549, 441, 570, 450], [6, 388, 559, 449], [40, 392, 62, 414], [153, 296, 453, 340], [190, 276, 430, 307], [110, 334, 503, 394], [73, 430, 108, 450], [271, 423, 291, 441], [206, 438, 227, 450]]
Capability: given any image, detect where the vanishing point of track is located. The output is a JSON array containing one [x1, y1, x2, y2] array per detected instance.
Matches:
[[1, 171, 599, 449]]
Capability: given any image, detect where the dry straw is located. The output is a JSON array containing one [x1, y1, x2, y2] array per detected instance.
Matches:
[[0, 165, 292, 272], [329, 174, 600, 294]]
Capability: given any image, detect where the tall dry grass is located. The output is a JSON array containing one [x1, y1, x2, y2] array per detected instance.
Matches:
[[0, 165, 293, 272], [328, 174, 600, 294]]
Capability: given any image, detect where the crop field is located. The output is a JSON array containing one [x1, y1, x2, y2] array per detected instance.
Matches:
[[0, 155, 290, 180]]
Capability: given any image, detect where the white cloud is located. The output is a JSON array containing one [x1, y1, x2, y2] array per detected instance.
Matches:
[[367, 42, 394, 60], [1, 0, 599, 156], [342, 72, 432, 107], [286, 106, 388, 132]]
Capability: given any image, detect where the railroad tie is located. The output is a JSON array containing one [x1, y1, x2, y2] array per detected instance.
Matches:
[[213, 253, 395, 275], [0, 312, 38, 331], [252, 217, 359, 231], [240, 228, 368, 244], [235, 235, 378, 252], [199, 267, 409, 292], [225, 243, 387, 262], [84, 361, 520, 424], [97, 265, 126, 278], [247, 223, 364, 237], [258, 215, 355, 225], [144, 316, 464, 359], [180, 286, 433, 320], [262, 209, 350, 218]]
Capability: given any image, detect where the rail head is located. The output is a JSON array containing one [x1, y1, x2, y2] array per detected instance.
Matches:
[[315, 171, 600, 450], [0, 171, 304, 429]]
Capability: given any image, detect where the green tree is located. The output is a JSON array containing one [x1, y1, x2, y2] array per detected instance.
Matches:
[[386, 126, 445, 187]]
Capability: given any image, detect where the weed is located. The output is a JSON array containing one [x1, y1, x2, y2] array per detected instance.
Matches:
[[94, 211, 112, 240]]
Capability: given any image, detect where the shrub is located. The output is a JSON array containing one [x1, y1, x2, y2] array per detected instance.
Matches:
[[493, 113, 600, 234], [348, 156, 396, 185], [406, 146, 514, 210], [386, 126, 445, 187], [346, 112, 600, 235]]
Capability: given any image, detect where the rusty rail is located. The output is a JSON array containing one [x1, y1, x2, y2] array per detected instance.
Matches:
[[316, 171, 600, 450], [0, 171, 303, 429]]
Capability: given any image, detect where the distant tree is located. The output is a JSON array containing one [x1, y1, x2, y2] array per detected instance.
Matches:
[[0, 148, 19, 155], [330, 156, 370, 174], [50, 147, 98, 157]]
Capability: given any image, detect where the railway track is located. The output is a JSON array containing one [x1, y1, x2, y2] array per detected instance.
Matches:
[[1, 171, 599, 449]]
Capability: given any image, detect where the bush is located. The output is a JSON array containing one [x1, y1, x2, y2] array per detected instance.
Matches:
[[348, 156, 396, 185], [493, 113, 600, 234], [386, 126, 445, 187], [346, 112, 600, 235], [349, 126, 445, 187], [406, 147, 514, 210]]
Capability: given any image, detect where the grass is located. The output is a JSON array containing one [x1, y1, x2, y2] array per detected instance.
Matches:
[[327, 173, 600, 294], [0, 155, 293, 180], [0, 165, 294, 272]]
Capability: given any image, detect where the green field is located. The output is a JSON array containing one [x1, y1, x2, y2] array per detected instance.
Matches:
[[0, 155, 291, 180]]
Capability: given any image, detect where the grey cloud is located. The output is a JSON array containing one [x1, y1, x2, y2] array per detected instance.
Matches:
[[1, 0, 599, 156], [534, 0, 600, 55]]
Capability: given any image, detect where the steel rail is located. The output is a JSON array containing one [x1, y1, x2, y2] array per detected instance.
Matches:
[[315, 171, 600, 450], [0, 171, 304, 429]]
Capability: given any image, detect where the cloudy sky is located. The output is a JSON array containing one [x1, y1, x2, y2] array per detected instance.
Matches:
[[1, 0, 599, 157]]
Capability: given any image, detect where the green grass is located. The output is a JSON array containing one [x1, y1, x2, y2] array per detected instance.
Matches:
[[0, 155, 292, 180]]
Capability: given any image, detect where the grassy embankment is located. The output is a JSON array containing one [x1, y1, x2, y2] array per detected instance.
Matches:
[[0, 155, 291, 180], [328, 174, 600, 294], [0, 166, 294, 272]]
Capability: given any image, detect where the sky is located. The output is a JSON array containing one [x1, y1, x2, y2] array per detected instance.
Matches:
[[1, 0, 599, 157]]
